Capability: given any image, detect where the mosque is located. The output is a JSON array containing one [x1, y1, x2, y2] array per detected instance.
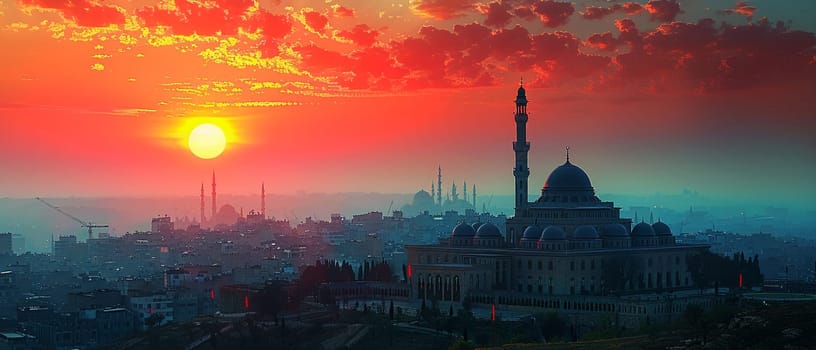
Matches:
[[402, 166, 478, 215], [405, 84, 715, 327]]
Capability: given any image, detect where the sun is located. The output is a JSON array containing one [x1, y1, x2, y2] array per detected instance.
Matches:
[[188, 123, 226, 159]]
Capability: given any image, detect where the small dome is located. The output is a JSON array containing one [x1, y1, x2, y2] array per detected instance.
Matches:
[[631, 222, 656, 236], [452, 222, 476, 237], [602, 224, 629, 237], [573, 225, 599, 239], [475, 222, 502, 238], [653, 221, 672, 235], [540, 225, 567, 240], [521, 225, 543, 240], [544, 161, 593, 191]]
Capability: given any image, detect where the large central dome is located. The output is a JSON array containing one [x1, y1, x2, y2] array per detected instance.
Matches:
[[535, 158, 600, 206], [544, 161, 593, 191]]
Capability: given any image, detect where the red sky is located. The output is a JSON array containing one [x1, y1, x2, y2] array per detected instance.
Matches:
[[1, 0, 815, 207]]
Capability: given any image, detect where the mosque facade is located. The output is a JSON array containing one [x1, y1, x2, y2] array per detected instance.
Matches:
[[405, 84, 714, 327]]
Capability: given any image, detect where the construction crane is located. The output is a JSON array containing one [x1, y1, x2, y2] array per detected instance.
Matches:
[[35, 197, 109, 240]]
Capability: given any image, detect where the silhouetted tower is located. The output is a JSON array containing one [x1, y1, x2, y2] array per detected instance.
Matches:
[[472, 184, 477, 208], [437, 166, 443, 206], [211, 171, 217, 220], [513, 79, 530, 217], [261, 182, 266, 217], [431, 182, 435, 200], [200, 183, 205, 224], [463, 181, 468, 202], [451, 181, 458, 201]]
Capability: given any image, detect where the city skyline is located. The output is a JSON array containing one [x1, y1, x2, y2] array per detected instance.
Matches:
[[1, 0, 815, 208]]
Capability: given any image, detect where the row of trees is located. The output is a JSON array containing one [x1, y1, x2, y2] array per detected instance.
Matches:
[[687, 250, 763, 291]]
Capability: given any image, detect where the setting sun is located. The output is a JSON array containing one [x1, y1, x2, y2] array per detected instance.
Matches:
[[188, 123, 226, 159]]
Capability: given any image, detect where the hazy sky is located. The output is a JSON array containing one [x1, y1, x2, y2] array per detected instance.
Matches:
[[1, 0, 814, 207]]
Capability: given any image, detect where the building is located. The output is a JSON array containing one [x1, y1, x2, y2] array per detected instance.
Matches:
[[151, 216, 174, 234], [0, 233, 11, 256], [405, 84, 713, 328], [11, 234, 24, 255], [127, 293, 174, 330]]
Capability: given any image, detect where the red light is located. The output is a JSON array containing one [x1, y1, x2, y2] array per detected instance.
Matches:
[[210, 289, 215, 300], [739, 272, 743, 288], [407, 264, 413, 278], [244, 295, 249, 309], [148, 306, 153, 314], [491, 304, 496, 321]]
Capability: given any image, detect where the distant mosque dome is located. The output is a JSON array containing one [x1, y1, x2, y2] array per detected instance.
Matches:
[[652, 221, 672, 236], [214, 204, 240, 226], [572, 225, 599, 239], [540, 225, 567, 240], [521, 225, 543, 240], [451, 222, 476, 237], [632, 222, 656, 236], [602, 224, 629, 237], [412, 189, 434, 207], [544, 161, 593, 191], [475, 222, 502, 238]]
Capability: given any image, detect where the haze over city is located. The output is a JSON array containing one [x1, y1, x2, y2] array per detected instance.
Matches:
[[1, 1, 816, 349]]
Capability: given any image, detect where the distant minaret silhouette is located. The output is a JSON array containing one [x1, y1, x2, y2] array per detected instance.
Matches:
[[200, 182, 205, 224], [472, 184, 477, 208], [211, 171, 217, 221], [451, 180, 457, 201], [649, 211, 654, 224], [463, 181, 468, 202], [513, 78, 530, 219], [261, 182, 266, 217], [431, 182, 435, 199], [437, 166, 442, 206]]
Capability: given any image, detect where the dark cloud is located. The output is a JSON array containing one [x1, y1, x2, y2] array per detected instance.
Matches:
[[719, 2, 757, 21], [580, 3, 643, 20], [478, 1, 514, 28], [334, 6, 355, 18], [410, 0, 476, 20], [303, 11, 329, 33], [644, 0, 681, 22], [337, 24, 380, 47], [605, 17, 816, 92], [529, 0, 575, 28], [20, 0, 125, 27], [137, 0, 291, 38], [586, 32, 620, 51]]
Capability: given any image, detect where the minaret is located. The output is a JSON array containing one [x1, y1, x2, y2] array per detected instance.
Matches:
[[200, 182, 205, 224], [211, 171, 217, 220], [463, 181, 468, 202], [472, 184, 477, 208], [431, 182, 435, 199], [513, 79, 530, 218], [261, 182, 266, 218], [451, 181, 457, 201], [437, 166, 442, 206]]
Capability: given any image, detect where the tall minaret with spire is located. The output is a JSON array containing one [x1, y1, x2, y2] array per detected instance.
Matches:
[[463, 181, 468, 203], [431, 182, 435, 200], [211, 171, 217, 221], [200, 183, 205, 224], [513, 79, 530, 218], [261, 182, 266, 218], [437, 166, 443, 206]]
